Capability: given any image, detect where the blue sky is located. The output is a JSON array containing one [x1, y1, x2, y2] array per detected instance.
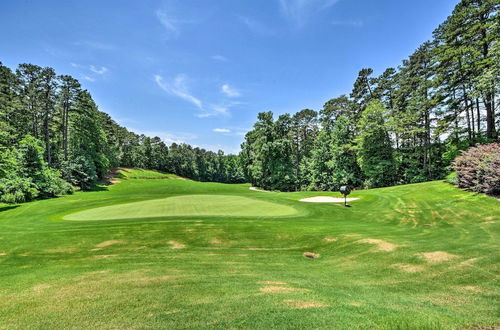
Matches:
[[1, 0, 459, 153]]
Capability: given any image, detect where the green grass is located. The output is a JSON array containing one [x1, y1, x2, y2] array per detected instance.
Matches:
[[0, 169, 498, 329], [63, 195, 300, 221]]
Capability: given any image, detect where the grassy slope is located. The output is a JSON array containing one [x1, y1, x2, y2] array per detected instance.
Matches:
[[0, 170, 498, 329]]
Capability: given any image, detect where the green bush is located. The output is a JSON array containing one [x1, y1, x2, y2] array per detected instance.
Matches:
[[0, 176, 39, 203], [445, 171, 458, 185], [36, 168, 74, 197], [61, 156, 98, 190]]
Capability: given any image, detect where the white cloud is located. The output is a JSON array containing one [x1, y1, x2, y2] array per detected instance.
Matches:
[[154, 74, 202, 109], [156, 9, 180, 37], [83, 75, 95, 82], [221, 84, 241, 98], [212, 55, 228, 62], [213, 128, 231, 133], [278, 0, 339, 26], [196, 101, 245, 118], [89, 65, 108, 74], [240, 16, 275, 36]]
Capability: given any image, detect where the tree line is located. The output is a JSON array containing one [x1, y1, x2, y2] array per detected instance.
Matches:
[[0, 63, 244, 203], [0, 0, 497, 202], [241, 0, 499, 191]]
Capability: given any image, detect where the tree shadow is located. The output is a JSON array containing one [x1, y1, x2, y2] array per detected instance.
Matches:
[[88, 184, 109, 192], [0, 205, 19, 213]]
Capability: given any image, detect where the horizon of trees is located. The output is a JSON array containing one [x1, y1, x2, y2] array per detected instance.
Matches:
[[0, 0, 498, 202], [0, 62, 245, 202], [241, 0, 498, 191]]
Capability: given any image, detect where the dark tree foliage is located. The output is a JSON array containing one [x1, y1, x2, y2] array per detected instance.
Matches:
[[0, 62, 245, 203], [241, 0, 498, 191]]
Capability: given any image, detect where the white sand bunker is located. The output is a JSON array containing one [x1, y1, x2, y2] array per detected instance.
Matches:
[[299, 196, 360, 203], [249, 186, 271, 193]]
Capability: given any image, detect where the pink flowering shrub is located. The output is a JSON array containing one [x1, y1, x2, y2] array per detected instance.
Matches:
[[453, 143, 500, 195]]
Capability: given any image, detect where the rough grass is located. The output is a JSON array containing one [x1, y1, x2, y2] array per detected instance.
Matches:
[[0, 169, 498, 329]]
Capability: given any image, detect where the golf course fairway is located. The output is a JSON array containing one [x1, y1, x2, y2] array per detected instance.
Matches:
[[0, 169, 498, 329]]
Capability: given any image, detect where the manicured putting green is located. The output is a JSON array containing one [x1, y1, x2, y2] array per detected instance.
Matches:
[[63, 194, 299, 221]]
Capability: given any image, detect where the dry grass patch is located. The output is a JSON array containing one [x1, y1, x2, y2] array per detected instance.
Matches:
[[92, 254, 118, 259], [168, 240, 186, 249], [358, 238, 399, 252], [391, 263, 425, 273], [33, 284, 51, 294], [455, 285, 483, 293], [45, 248, 78, 253], [283, 299, 329, 309], [0, 252, 7, 256], [349, 302, 363, 307], [257, 281, 287, 285], [260, 286, 309, 293], [95, 240, 125, 248], [210, 238, 222, 244], [459, 258, 479, 267], [324, 237, 338, 242], [303, 251, 320, 259], [343, 234, 361, 238], [418, 251, 458, 264], [242, 247, 294, 251]]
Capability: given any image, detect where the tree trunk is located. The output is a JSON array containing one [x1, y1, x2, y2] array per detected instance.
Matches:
[[63, 102, 68, 161], [484, 93, 497, 139], [476, 98, 481, 136], [44, 114, 51, 165]]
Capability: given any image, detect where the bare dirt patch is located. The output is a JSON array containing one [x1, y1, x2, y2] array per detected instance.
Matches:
[[303, 251, 320, 259], [260, 286, 308, 293], [168, 240, 186, 249], [283, 299, 329, 309], [391, 263, 425, 273], [104, 168, 123, 185], [418, 251, 458, 264], [358, 238, 399, 252], [299, 196, 360, 203], [324, 237, 338, 242], [343, 234, 361, 238], [95, 240, 125, 249]]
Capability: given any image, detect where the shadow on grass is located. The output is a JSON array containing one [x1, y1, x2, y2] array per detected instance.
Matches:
[[0, 205, 19, 213], [88, 184, 110, 192]]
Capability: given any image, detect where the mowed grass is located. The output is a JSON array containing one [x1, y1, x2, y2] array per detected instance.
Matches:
[[63, 195, 300, 221], [0, 170, 498, 329]]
